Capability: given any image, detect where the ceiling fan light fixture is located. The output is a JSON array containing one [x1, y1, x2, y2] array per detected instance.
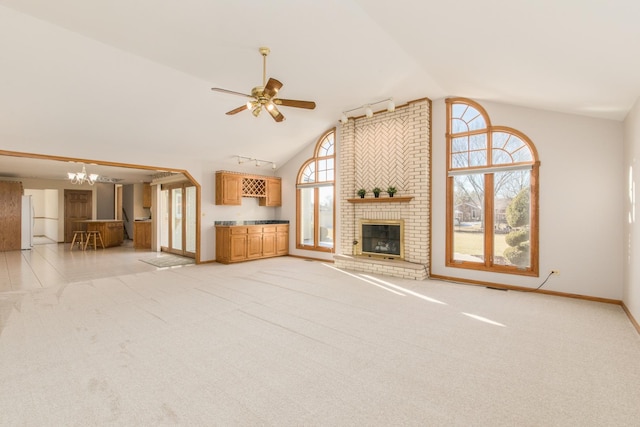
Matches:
[[212, 47, 316, 122]]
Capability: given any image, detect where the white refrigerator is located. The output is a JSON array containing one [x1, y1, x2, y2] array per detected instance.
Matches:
[[21, 195, 34, 250]]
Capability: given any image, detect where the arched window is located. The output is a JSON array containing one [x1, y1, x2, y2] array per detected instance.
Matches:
[[446, 98, 539, 276], [296, 128, 335, 252]]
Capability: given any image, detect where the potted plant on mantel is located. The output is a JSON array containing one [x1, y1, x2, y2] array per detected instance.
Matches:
[[372, 187, 382, 198], [387, 186, 397, 197], [357, 188, 367, 198]]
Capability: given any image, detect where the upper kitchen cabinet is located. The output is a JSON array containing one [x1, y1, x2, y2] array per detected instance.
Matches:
[[142, 182, 152, 208], [259, 177, 282, 207], [215, 171, 281, 207], [215, 172, 242, 205]]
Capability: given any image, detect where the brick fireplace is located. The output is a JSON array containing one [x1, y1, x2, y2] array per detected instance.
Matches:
[[335, 98, 431, 280]]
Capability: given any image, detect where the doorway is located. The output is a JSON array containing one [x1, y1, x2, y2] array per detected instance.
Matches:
[[64, 189, 92, 243], [160, 182, 196, 257]]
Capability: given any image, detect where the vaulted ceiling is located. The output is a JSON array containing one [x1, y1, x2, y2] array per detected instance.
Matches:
[[0, 0, 638, 182]]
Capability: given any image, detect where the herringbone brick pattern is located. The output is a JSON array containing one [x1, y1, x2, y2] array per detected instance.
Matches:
[[354, 117, 409, 191]]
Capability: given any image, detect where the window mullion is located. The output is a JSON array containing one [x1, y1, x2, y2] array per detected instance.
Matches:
[[485, 173, 495, 267], [313, 188, 320, 249]]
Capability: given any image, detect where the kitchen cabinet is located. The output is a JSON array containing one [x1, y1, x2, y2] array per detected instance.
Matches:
[[215, 172, 242, 205], [84, 220, 124, 247], [215, 171, 281, 206], [259, 178, 282, 207], [142, 183, 152, 208], [247, 228, 264, 259], [133, 221, 151, 249], [276, 225, 288, 255], [0, 181, 23, 251], [262, 226, 277, 257], [216, 223, 288, 264]]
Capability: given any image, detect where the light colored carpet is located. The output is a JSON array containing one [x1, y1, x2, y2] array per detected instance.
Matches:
[[140, 254, 195, 268], [1, 257, 639, 425]]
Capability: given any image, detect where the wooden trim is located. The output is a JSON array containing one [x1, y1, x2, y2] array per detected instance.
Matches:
[[429, 273, 622, 305], [621, 302, 640, 335], [347, 196, 413, 203], [288, 254, 335, 263]]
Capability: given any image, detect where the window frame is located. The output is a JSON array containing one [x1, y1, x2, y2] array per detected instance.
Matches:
[[446, 98, 540, 276], [296, 128, 336, 253]]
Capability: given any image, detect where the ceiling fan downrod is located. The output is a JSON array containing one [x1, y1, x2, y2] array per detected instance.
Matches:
[[259, 46, 270, 87]]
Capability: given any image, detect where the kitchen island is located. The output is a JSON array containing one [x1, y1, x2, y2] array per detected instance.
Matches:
[[80, 220, 124, 248]]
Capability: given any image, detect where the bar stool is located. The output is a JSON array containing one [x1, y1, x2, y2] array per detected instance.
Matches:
[[70, 231, 86, 251], [84, 231, 105, 250]]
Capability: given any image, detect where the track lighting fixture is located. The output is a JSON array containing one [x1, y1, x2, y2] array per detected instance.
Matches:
[[364, 105, 373, 118], [236, 155, 277, 170], [339, 98, 396, 123], [387, 99, 395, 112]]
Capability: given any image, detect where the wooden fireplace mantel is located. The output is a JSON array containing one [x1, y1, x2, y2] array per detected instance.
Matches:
[[347, 196, 414, 203]]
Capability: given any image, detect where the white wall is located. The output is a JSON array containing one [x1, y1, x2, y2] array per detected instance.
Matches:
[[623, 97, 640, 324], [432, 98, 624, 300], [96, 183, 115, 220], [44, 189, 59, 241]]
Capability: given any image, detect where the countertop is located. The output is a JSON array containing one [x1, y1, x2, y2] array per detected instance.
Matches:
[[215, 220, 289, 226]]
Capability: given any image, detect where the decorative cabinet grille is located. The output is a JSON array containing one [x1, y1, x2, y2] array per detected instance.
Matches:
[[242, 177, 266, 198]]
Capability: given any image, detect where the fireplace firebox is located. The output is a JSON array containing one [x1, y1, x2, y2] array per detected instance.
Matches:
[[358, 219, 404, 259]]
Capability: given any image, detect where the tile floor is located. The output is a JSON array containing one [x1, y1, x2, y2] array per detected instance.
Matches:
[[0, 240, 160, 292]]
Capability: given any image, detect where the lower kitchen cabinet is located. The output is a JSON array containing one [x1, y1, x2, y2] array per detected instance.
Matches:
[[276, 226, 288, 255], [133, 221, 152, 249], [216, 224, 288, 264]]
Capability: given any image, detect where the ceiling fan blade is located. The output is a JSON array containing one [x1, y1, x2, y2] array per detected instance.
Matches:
[[263, 78, 283, 99], [267, 104, 285, 122], [211, 87, 253, 98], [226, 104, 249, 115], [273, 98, 316, 109]]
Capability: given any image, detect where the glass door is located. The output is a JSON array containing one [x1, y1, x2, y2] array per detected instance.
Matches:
[[161, 182, 196, 258]]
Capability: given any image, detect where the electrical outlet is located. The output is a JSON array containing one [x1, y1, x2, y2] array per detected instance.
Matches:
[[551, 270, 560, 276]]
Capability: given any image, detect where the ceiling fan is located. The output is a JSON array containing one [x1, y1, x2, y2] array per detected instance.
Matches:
[[211, 47, 316, 122]]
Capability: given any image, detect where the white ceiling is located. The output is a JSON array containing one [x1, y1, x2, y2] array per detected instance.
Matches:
[[0, 0, 638, 182]]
